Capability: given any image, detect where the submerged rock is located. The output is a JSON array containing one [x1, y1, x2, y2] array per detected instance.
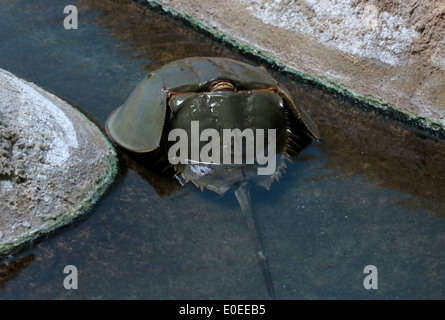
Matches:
[[0, 68, 117, 258]]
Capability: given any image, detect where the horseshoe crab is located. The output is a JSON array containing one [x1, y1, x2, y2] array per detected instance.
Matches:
[[106, 57, 320, 298]]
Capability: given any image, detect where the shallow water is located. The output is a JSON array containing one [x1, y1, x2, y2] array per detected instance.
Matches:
[[0, 0, 444, 299]]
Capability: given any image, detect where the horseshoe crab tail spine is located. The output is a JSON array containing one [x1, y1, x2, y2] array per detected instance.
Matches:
[[234, 183, 275, 299]]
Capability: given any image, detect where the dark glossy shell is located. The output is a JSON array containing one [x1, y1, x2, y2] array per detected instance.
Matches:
[[166, 89, 291, 194], [106, 57, 320, 153]]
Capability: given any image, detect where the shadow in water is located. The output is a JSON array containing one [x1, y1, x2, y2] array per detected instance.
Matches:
[[118, 150, 183, 197], [0, 255, 34, 289]]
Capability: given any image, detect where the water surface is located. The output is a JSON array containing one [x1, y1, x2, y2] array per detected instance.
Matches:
[[0, 0, 444, 299]]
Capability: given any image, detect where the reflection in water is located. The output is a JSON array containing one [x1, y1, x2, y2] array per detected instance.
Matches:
[[286, 86, 445, 217], [76, 0, 237, 70], [0, 255, 34, 288], [320, 112, 445, 217]]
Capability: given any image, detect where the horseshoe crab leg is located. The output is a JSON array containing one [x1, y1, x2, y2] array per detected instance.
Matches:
[[234, 183, 275, 299]]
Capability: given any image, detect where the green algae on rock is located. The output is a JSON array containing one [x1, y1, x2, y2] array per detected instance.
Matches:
[[0, 68, 118, 258]]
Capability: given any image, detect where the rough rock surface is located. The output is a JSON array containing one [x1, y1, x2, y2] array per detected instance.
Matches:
[[0, 68, 117, 257], [146, 0, 445, 133]]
